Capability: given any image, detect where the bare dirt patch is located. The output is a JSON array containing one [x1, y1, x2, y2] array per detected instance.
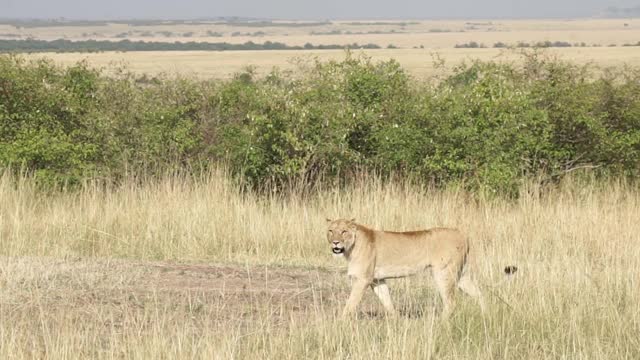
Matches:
[[0, 257, 377, 329], [0, 256, 456, 360]]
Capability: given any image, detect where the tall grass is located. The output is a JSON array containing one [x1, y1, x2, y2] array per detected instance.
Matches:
[[2, 169, 639, 265], [1, 170, 639, 358]]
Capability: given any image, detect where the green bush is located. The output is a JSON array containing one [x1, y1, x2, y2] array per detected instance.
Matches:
[[0, 56, 206, 185], [1, 52, 639, 194]]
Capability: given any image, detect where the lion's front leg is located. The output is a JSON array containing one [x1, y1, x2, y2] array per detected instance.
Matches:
[[342, 278, 370, 317]]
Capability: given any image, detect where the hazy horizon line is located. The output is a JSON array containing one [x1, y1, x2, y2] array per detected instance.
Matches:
[[0, 14, 617, 22]]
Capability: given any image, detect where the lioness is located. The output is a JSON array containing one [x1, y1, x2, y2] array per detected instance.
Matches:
[[327, 218, 485, 318]]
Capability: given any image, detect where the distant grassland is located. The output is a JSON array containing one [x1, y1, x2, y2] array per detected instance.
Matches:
[[7, 18, 640, 78], [25, 47, 640, 79], [1, 18, 638, 48]]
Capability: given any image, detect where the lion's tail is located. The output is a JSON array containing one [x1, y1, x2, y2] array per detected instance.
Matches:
[[464, 236, 518, 279]]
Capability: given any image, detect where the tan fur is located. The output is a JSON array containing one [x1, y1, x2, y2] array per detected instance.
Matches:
[[326, 218, 485, 318]]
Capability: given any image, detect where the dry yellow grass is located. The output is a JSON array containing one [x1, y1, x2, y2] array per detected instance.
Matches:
[[1, 170, 639, 358], [24, 46, 640, 79]]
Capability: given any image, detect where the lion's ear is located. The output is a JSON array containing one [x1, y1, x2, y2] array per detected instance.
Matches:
[[349, 218, 356, 223], [325, 218, 333, 223]]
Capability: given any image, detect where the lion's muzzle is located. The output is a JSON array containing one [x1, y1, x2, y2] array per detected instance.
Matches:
[[331, 245, 345, 254]]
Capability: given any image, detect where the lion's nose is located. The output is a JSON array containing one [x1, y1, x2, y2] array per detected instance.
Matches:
[[332, 241, 340, 245]]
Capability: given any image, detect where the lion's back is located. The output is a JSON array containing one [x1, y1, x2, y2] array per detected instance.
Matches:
[[372, 227, 470, 276]]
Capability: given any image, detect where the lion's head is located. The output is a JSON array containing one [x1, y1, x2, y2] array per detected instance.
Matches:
[[326, 218, 357, 256]]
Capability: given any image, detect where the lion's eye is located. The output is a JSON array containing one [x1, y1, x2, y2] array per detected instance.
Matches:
[[341, 230, 348, 235], [328, 230, 333, 234]]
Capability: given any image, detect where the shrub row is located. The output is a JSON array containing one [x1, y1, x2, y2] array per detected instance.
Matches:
[[0, 39, 381, 53], [1, 53, 639, 194]]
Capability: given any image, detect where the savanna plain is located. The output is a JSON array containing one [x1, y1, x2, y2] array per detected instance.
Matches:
[[1, 16, 640, 360], [5, 18, 640, 78]]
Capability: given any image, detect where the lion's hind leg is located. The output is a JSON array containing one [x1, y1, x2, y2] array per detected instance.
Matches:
[[371, 280, 396, 316], [433, 267, 457, 319], [457, 270, 486, 313]]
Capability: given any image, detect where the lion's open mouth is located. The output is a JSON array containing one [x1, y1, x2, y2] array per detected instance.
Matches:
[[332, 247, 344, 254]]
